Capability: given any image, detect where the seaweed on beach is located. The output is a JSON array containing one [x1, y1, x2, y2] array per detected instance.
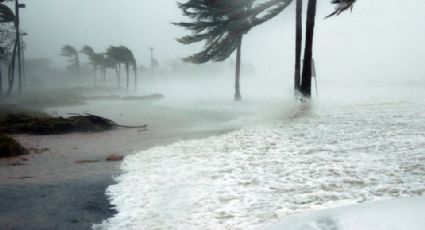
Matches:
[[0, 109, 147, 135], [0, 133, 28, 158]]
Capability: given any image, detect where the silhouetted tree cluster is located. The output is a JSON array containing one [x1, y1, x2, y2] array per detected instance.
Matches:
[[176, 0, 356, 100], [175, 0, 293, 101], [60, 45, 137, 90]]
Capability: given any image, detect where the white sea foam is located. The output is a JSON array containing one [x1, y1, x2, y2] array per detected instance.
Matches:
[[94, 97, 425, 230]]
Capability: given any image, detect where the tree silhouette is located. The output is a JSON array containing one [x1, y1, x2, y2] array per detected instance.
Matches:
[[0, 3, 15, 23], [294, 0, 302, 95], [106, 46, 137, 90], [80, 45, 106, 85], [0, 24, 15, 95], [175, 0, 292, 101], [60, 45, 80, 77], [1, 2, 17, 96], [178, 0, 357, 99]]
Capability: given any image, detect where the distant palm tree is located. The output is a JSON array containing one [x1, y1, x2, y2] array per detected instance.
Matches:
[[80, 45, 106, 85], [60, 45, 80, 77], [106, 46, 137, 90], [104, 54, 120, 87], [175, 0, 256, 101], [105, 46, 122, 87]]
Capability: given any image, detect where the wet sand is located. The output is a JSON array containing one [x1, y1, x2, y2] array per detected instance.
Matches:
[[0, 99, 239, 230]]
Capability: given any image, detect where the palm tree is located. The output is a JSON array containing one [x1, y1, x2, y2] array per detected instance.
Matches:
[[299, 0, 317, 98], [0, 3, 15, 23], [80, 45, 106, 85], [299, 0, 356, 98], [60, 45, 80, 77], [179, 0, 356, 99], [294, 0, 302, 95], [104, 55, 119, 87], [175, 0, 293, 101], [0, 24, 15, 95], [1, 2, 17, 95], [106, 46, 137, 90], [175, 0, 258, 101], [105, 46, 122, 87]]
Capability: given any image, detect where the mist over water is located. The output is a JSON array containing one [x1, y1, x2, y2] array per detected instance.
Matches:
[[1, 0, 424, 230]]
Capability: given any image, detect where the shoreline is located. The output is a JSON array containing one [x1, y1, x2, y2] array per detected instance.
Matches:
[[0, 128, 232, 230], [0, 96, 241, 229]]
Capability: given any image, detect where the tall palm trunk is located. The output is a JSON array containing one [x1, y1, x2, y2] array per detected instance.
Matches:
[[125, 63, 129, 90], [294, 0, 303, 94], [115, 66, 119, 87], [0, 68, 2, 95], [300, 0, 317, 98], [93, 64, 97, 86], [7, 40, 18, 96], [234, 37, 242, 101], [15, 0, 22, 94], [133, 62, 137, 90], [118, 64, 122, 88], [76, 54, 80, 78]]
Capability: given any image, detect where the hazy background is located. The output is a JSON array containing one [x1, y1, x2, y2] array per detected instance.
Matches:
[[11, 0, 425, 85]]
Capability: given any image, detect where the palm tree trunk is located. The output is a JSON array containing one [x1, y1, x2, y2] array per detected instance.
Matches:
[[118, 64, 121, 87], [294, 0, 303, 95], [7, 40, 18, 96], [102, 66, 106, 86], [0, 68, 3, 95], [300, 0, 317, 98], [234, 37, 242, 101], [76, 54, 81, 79], [93, 64, 97, 86], [125, 63, 129, 90], [133, 63, 137, 90], [115, 66, 119, 88], [15, 0, 22, 94]]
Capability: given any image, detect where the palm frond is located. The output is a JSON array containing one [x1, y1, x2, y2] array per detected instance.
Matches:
[[325, 0, 356, 18], [0, 4, 15, 23]]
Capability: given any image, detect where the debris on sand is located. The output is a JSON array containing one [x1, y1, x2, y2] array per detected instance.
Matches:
[[74, 159, 100, 164], [0, 133, 28, 158], [0, 108, 147, 135], [106, 154, 124, 162]]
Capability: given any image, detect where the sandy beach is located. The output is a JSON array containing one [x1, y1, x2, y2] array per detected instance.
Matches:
[[0, 97, 239, 230]]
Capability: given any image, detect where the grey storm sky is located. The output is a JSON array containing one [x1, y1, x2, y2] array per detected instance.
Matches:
[[13, 0, 425, 81]]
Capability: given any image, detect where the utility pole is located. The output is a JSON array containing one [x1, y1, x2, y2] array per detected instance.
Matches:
[[20, 32, 27, 90], [15, 0, 25, 94]]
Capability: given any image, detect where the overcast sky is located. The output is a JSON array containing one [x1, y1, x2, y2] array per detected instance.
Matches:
[[9, 0, 425, 81]]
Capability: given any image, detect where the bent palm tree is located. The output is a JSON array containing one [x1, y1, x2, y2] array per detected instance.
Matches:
[[80, 45, 106, 85], [60, 45, 80, 77], [175, 0, 258, 101], [107, 46, 137, 90]]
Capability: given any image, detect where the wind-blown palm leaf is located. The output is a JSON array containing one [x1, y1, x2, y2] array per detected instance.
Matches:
[[0, 4, 15, 23], [61, 45, 78, 58], [0, 24, 15, 63], [326, 0, 356, 18], [175, 0, 293, 64]]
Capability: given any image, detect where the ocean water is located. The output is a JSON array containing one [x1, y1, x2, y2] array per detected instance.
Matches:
[[93, 93, 425, 230]]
